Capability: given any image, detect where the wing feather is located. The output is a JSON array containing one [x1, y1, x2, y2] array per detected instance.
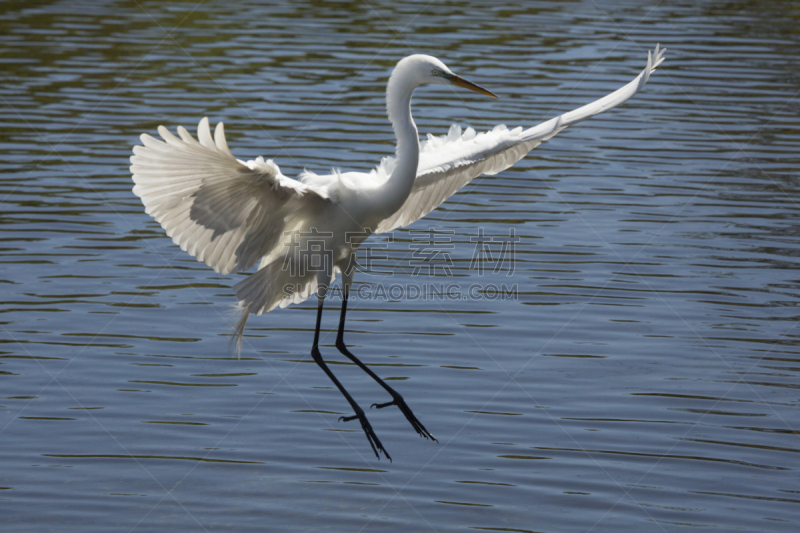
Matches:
[[375, 45, 665, 233], [131, 117, 330, 274]]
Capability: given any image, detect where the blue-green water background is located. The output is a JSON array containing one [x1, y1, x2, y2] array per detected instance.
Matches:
[[2, 0, 799, 531]]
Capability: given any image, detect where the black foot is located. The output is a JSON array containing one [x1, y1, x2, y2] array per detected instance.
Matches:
[[372, 395, 437, 442], [340, 407, 392, 461]]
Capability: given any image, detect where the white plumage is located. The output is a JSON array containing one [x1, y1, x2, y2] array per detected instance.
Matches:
[[131, 120, 328, 276], [130, 47, 665, 459], [132, 46, 664, 315], [377, 46, 665, 232]]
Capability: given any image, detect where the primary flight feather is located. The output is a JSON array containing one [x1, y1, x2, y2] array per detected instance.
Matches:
[[131, 46, 666, 460]]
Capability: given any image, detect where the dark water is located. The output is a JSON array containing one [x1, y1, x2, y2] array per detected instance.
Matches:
[[2, 0, 799, 531]]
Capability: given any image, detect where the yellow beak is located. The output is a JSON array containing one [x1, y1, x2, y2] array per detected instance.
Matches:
[[450, 75, 498, 98]]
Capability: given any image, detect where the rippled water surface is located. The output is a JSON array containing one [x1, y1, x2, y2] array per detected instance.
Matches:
[[2, 1, 800, 531]]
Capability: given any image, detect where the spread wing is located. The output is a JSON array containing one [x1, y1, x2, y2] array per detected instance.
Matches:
[[375, 45, 666, 233], [130, 118, 330, 274]]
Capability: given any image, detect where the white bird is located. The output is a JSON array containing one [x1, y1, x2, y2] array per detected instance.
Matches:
[[131, 45, 666, 460]]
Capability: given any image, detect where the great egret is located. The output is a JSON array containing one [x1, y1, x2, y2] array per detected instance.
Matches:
[[131, 46, 665, 460]]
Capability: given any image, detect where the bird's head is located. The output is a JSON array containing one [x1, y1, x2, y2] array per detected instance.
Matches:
[[394, 54, 497, 98]]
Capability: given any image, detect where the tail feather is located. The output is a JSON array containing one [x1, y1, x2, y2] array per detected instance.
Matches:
[[228, 258, 323, 357], [229, 301, 251, 358], [233, 258, 320, 315]]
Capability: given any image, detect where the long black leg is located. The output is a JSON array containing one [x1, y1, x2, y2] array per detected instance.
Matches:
[[335, 285, 436, 442], [311, 298, 391, 460]]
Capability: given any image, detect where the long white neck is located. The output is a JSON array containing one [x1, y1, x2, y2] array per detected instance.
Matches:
[[371, 68, 420, 216]]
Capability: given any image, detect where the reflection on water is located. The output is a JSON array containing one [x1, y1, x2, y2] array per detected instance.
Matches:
[[2, 0, 800, 531]]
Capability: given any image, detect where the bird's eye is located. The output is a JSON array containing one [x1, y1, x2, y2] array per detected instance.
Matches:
[[431, 69, 439, 76]]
